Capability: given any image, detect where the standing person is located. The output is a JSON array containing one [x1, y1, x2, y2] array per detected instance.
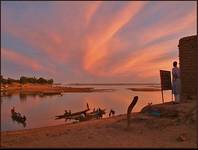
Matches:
[[109, 109, 115, 117], [172, 61, 181, 104]]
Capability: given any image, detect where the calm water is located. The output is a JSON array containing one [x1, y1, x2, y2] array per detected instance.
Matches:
[[1, 84, 172, 131]]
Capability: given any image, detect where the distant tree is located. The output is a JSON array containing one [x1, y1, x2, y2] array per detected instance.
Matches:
[[27, 77, 36, 83], [15, 79, 20, 83], [8, 76, 54, 84], [6, 77, 20, 84], [0, 75, 7, 84], [33, 77, 37, 83], [20, 76, 28, 84], [0, 75, 4, 83], [47, 79, 53, 84], [27, 78, 33, 83], [7, 78, 12, 84], [37, 77, 46, 84]]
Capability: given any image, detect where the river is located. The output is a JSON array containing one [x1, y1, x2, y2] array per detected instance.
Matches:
[[1, 84, 172, 131]]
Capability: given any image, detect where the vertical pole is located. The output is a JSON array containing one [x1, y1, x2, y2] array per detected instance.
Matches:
[[160, 70, 164, 104], [161, 89, 164, 103]]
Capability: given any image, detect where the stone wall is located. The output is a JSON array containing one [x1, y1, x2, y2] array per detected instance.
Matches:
[[178, 35, 198, 100]]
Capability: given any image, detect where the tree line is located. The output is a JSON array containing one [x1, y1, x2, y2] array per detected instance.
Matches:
[[0, 75, 53, 84]]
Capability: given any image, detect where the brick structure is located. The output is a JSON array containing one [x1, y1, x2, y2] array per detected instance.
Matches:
[[178, 35, 198, 100]]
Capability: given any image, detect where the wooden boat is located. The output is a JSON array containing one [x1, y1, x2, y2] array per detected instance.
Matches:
[[11, 109, 26, 123], [65, 108, 106, 121], [55, 103, 106, 122], [78, 108, 106, 122], [55, 103, 90, 120]]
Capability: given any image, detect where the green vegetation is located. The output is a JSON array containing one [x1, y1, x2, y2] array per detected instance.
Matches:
[[0, 75, 53, 84]]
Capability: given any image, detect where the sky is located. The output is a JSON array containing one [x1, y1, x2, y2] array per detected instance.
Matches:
[[1, 1, 197, 83]]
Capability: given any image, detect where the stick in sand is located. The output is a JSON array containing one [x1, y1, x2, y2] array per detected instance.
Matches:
[[127, 96, 138, 127]]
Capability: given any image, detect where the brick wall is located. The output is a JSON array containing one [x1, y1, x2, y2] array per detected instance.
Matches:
[[178, 35, 198, 100]]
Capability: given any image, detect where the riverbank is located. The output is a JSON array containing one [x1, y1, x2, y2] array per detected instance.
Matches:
[[0, 83, 114, 97], [1, 99, 197, 148]]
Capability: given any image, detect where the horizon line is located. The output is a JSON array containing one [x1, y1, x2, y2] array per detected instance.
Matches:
[[63, 82, 160, 85]]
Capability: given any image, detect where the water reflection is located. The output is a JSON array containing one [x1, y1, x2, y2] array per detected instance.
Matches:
[[1, 91, 14, 99], [1, 85, 172, 131], [1, 92, 62, 102], [19, 92, 27, 102]]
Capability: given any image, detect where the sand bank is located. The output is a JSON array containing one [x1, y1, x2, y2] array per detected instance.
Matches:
[[1, 83, 114, 97], [128, 87, 161, 92]]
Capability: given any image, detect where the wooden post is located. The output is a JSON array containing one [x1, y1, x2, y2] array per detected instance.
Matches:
[[160, 70, 164, 104], [161, 88, 164, 103], [127, 96, 138, 128]]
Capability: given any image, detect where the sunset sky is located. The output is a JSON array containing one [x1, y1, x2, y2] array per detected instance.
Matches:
[[1, 1, 197, 83]]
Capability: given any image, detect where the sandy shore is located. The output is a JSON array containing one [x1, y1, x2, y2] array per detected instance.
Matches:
[[1, 100, 197, 148]]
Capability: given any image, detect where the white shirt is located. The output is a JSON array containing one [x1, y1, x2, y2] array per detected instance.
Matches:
[[172, 67, 180, 80]]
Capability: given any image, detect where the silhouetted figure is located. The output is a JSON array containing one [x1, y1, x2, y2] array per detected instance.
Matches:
[[86, 103, 90, 110], [17, 113, 22, 118], [96, 108, 101, 119], [127, 96, 138, 127], [11, 107, 15, 114], [172, 61, 181, 103], [109, 109, 115, 117], [64, 110, 68, 116], [22, 115, 26, 121], [68, 110, 71, 115]]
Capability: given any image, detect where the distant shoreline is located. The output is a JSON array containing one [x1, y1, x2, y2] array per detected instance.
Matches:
[[127, 87, 161, 92], [0, 83, 115, 97], [1, 82, 162, 97], [66, 83, 160, 86]]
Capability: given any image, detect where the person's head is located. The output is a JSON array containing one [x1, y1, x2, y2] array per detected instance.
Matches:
[[173, 61, 177, 67]]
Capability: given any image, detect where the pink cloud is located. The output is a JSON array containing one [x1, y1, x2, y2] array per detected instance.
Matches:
[[82, 5, 196, 78], [109, 39, 177, 75], [1, 48, 55, 75], [2, 3, 89, 66], [5, 26, 70, 64], [83, 1, 147, 73], [1, 2, 196, 83], [138, 9, 196, 45], [84, 1, 102, 25]]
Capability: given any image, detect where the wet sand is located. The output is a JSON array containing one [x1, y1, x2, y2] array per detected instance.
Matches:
[[1, 100, 197, 148]]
